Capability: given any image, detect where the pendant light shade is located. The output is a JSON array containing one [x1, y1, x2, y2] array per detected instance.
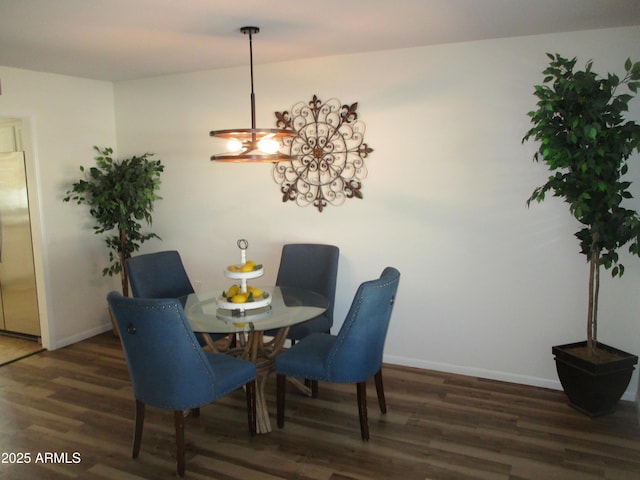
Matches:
[[210, 27, 294, 162]]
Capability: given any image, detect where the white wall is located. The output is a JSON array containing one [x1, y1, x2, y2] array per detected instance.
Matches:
[[0, 66, 118, 349], [114, 26, 640, 399], [1, 26, 638, 399]]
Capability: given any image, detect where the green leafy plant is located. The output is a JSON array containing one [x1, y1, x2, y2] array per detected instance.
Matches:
[[64, 146, 164, 296], [523, 54, 640, 357]]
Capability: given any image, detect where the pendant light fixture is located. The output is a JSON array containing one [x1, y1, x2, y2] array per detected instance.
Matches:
[[210, 26, 294, 162]]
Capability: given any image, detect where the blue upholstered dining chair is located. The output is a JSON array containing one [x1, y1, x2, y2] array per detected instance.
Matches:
[[275, 267, 400, 440], [107, 291, 256, 478], [125, 250, 217, 346], [269, 243, 339, 341], [125, 250, 195, 303]]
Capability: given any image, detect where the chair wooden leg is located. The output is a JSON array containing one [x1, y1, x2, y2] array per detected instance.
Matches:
[[374, 369, 387, 414], [246, 379, 257, 436], [132, 400, 145, 459], [191, 407, 200, 418], [356, 381, 369, 441], [277, 374, 286, 428], [174, 411, 186, 477]]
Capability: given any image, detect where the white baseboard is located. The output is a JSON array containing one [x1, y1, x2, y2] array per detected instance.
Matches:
[[48, 323, 113, 350], [384, 354, 637, 402]]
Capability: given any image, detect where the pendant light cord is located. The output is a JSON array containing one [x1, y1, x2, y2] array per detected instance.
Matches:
[[242, 27, 258, 135]]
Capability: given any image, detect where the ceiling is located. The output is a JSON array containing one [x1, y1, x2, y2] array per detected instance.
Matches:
[[0, 0, 639, 82]]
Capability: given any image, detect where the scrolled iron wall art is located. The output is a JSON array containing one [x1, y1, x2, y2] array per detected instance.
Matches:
[[272, 95, 374, 212]]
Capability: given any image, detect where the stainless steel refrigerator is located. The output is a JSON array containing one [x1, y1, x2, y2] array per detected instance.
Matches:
[[0, 152, 40, 337]]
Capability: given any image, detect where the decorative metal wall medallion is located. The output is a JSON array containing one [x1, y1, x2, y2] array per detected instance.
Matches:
[[273, 95, 373, 212]]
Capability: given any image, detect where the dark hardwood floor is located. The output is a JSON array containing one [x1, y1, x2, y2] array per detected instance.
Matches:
[[0, 333, 43, 366], [0, 332, 638, 479]]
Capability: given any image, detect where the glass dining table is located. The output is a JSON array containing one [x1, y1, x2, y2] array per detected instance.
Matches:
[[184, 286, 328, 434]]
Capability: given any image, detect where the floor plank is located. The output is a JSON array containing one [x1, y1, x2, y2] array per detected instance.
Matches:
[[0, 333, 43, 366], [0, 332, 638, 479]]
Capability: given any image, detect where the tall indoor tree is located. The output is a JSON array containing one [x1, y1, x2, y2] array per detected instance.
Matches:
[[522, 54, 640, 416], [64, 146, 164, 296], [523, 54, 640, 357]]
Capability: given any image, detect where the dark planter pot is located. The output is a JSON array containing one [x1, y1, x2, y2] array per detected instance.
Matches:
[[553, 341, 638, 417]]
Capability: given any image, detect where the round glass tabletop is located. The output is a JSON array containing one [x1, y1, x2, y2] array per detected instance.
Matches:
[[184, 286, 328, 333]]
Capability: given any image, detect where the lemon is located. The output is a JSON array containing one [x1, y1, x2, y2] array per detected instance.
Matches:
[[225, 284, 239, 298], [227, 265, 238, 272], [231, 294, 247, 303], [249, 287, 262, 298], [245, 260, 256, 268], [240, 263, 254, 272]]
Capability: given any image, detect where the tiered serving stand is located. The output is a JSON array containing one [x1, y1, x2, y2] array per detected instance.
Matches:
[[216, 239, 271, 316]]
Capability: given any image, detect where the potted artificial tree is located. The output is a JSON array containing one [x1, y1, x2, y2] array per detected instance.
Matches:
[[523, 54, 640, 416], [64, 146, 164, 298]]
